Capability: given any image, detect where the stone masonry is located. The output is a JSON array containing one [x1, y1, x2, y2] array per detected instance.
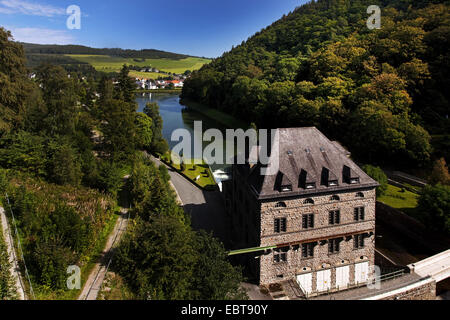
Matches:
[[259, 189, 376, 285], [223, 127, 379, 293]]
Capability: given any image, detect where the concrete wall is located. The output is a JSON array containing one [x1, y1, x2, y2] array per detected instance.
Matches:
[[363, 277, 436, 300]]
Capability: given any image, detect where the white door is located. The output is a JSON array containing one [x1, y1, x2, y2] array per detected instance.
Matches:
[[355, 262, 369, 284], [336, 266, 350, 289], [316, 269, 331, 292], [296, 273, 312, 294]]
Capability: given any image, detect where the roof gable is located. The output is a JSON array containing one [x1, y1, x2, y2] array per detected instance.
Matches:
[[238, 127, 379, 199]]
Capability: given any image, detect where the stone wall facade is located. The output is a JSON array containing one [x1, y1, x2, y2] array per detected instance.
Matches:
[[375, 278, 436, 300], [225, 167, 377, 288], [258, 189, 376, 285]]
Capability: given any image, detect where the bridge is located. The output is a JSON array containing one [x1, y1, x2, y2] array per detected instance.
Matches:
[[285, 249, 450, 300], [408, 249, 450, 283], [360, 249, 450, 300]]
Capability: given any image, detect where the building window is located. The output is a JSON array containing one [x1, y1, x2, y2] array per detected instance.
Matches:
[[281, 185, 292, 192], [328, 180, 338, 187], [275, 201, 287, 208], [330, 195, 340, 201], [329, 210, 341, 225], [356, 192, 365, 198], [303, 198, 314, 205], [305, 182, 316, 189], [301, 243, 314, 258], [328, 238, 341, 254], [354, 207, 365, 221], [273, 247, 288, 263], [354, 234, 365, 249], [274, 218, 287, 233], [350, 178, 360, 184], [302, 214, 314, 229]]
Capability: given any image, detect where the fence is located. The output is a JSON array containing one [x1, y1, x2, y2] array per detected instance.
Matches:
[[299, 268, 406, 299]]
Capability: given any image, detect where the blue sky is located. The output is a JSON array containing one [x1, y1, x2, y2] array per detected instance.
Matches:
[[0, 0, 308, 58]]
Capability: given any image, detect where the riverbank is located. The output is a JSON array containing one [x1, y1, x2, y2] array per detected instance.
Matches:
[[135, 89, 182, 94], [180, 98, 248, 129]]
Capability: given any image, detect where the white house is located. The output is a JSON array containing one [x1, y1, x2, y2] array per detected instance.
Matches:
[[135, 78, 146, 89], [146, 80, 157, 90]]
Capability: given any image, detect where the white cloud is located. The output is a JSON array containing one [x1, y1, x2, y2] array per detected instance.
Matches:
[[0, 6, 14, 14], [0, 0, 65, 17], [9, 27, 74, 44]]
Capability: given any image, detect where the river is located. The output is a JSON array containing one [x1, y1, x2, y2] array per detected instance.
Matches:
[[136, 92, 234, 184]]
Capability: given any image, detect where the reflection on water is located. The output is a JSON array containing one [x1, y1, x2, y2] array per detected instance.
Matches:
[[136, 92, 233, 184]]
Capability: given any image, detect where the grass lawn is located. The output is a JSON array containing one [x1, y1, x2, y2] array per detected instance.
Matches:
[[161, 153, 216, 190], [66, 54, 210, 75], [129, 71, 168, 79], [378, 184, 419, 215]]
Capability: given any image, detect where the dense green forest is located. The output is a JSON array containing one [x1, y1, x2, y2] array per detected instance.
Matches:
[[182, 0, 450, 169], [112, 155, 246, 300], [0, 27, 244, 299], [24, 53, 103, 78], [21, 43, 196, 60]]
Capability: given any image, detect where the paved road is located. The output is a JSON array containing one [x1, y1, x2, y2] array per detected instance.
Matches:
[[0, 207, 26, 300], [78, 209, 129, 300], [150, 156, 231, 248]]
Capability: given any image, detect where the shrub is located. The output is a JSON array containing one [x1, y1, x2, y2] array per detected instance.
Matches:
[[417, 184, 450, 234], [363, 165, 388, 197]]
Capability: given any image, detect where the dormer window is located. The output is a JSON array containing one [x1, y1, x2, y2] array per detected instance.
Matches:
[[300, 169, 316, 190], [304, 198, 314, 205], [276, 171, 292, 193], [321, 167, 338, 187], [328, 180, 338, 187], [306, 182, 316, 189], [343, 165, 359, 184]]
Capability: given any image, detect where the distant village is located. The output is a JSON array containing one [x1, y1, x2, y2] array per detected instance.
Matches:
[[29, 66, 188, 91], [135, 78, 185, 90], [134, 67, 188, 90]]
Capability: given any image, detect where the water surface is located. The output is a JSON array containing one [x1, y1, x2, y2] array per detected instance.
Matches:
[[136, 92, 233, 183]]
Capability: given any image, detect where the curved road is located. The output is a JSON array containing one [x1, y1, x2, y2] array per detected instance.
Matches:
[[150, 156, 231, 248]]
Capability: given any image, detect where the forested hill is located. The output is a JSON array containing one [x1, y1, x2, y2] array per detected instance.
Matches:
[[21, 43, 198, 60], [182, 0, 450, 168]]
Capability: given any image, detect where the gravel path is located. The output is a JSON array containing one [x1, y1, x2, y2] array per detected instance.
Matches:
[[0, 207, 26, 300], [78, 208, 129, 300]]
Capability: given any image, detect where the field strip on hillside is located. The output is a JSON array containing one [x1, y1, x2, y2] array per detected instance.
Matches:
[[66, 54, 210, 74]]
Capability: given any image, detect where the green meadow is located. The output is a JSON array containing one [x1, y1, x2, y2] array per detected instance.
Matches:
[[129, 71, 167, 79], [160, 153, 217, 190], [66, 54, 210, 76], [378, 184, 420, 216]]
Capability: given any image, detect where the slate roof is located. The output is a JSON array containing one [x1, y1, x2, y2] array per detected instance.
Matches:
[[237, 127, 379, 200]]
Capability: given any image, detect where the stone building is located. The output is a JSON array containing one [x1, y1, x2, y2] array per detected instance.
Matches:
[[223, 127, 379, 296]]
